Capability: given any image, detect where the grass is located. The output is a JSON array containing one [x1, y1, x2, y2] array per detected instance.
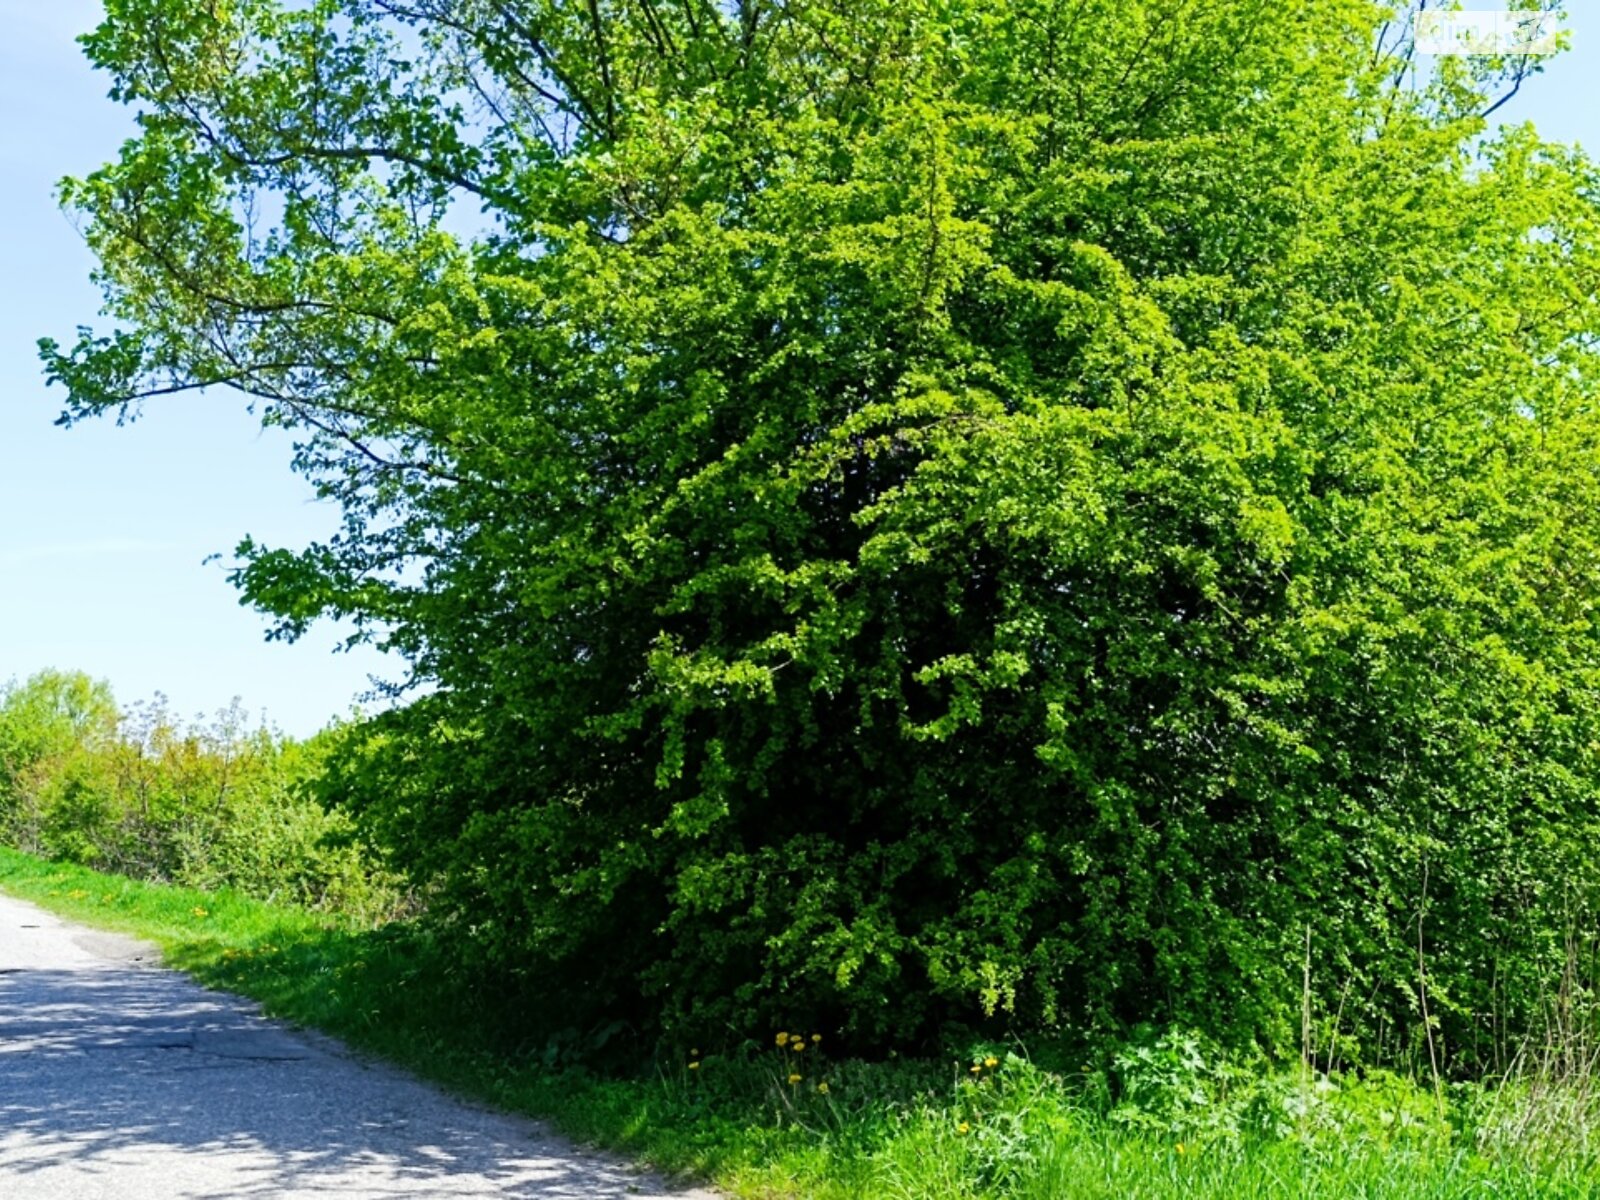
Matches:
[[3, 845, 1598, 1198]]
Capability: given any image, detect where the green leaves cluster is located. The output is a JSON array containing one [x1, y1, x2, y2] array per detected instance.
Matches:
[[46, 0, 1600, 1061], [0, 671, 394, 917]]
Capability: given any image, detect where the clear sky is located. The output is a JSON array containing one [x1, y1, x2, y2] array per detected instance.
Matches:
[[0, 2, 1596, 737], [0, 1, 391, 736]]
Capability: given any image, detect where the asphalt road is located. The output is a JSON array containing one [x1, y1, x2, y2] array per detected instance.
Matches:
[[0, 892, 718, 1199]]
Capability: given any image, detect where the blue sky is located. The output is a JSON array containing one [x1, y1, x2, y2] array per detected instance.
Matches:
[[0, 2, 389, 736], [1, 2, 1596, 737]]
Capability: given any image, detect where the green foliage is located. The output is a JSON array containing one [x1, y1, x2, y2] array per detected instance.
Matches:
[[1109, 1027, 1225, 1135], [7, 851, 1600, 1200], [46, 0, 1600, 1063], [0, 668, 118, 848], [0, 671, 397, 917]]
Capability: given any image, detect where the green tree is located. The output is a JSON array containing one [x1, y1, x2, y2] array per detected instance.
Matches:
[[45, 0, 1600, 1062], [0, 670, 119, 853]]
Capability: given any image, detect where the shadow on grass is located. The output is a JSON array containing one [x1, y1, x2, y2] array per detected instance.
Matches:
[[10, 849, 1598, 1200]]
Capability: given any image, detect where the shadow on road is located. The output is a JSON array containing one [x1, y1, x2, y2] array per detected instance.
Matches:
[[0, 960, 692, 1199]]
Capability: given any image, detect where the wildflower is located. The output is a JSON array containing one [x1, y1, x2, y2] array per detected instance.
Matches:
[[1176, 1143, 1185, 1155], [984, 1056, 998, 1068], [818, 1082, 830, 1095], [192, 907, 208, 918], [811, 1033, 822, 1043], [788, 1073, 803, 1084], [691, 1048, 699, 1056], [957, 1122, 971, 1135], [689, 1062, 700, 1070], [792, 1042, 805, 1053], [970, 1064, 982, 1074], [776, 1032, 790, 1047]]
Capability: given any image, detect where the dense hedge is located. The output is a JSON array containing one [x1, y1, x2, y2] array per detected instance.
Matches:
[[49, 0, 1600, 1063]]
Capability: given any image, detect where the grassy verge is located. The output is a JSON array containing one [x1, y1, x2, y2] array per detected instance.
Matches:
[[3, 846, 1597, 1198]]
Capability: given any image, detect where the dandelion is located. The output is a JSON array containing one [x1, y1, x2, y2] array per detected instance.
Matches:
[[776, 1032, 790, 1046], [689, 1062, 700, 1070], [192, 907, 208, 917], [691, 1048, 700, 1056], [1176, 1143, 1186, 1155], [811, 1033, 822, 1043], [957, 1122, 971, 1135], [788, 1073, 803, 1084], [792, 1042, 805, 1053], [984, 1056, 998, 1068], [970, 1064, 982, 1074], [817, 1082, 830, 1094]]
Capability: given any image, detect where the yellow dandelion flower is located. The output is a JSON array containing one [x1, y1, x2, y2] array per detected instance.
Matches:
[[984, 1056, 999, 1068], [691, 1048, 700, 1056], [957, 1122, 971, 1135], [1176, 1143, 1185, 1155], [689, 1062, 700, 1070], [192, 907, 208, 917], [792, 1042, 805, 1053], [776, 1032, 789, 1046], [818, 1082, 830, 1094], [970, 1064, 982, 1074], [788, 1073, 803, 1084], [812, 1033, 822, 1043]]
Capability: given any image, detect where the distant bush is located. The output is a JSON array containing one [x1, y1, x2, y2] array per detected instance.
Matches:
[[0, 670, 400, 921]]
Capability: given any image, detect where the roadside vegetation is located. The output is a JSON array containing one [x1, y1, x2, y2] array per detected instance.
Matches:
[[15, 0, 1600, 1194], [0, 670, 400, 920], [47, 0, 1600, 1074], [6, 845, 1600, 1198]]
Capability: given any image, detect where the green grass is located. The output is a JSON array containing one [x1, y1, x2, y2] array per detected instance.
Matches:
[[3, 846, 1597, 1198]]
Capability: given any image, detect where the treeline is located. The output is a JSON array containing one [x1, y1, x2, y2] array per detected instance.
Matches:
[[0, 670, 397, 921]]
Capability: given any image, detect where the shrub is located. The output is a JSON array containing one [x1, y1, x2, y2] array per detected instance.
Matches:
[[49, 0, 1600, 1059], [0, 672, 399, 919]]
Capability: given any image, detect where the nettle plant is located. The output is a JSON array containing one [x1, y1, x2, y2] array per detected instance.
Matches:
[[45, 0, 1600, 1060]]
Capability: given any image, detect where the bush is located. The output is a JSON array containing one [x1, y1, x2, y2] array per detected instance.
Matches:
[[0, 672, 399, 919], [51, 0, 1600, 1062]]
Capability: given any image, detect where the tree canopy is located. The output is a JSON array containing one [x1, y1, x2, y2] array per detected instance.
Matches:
[[45, 0, 1600, 1061]]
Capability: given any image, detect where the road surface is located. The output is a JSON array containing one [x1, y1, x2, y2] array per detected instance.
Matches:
[[0, 892, 717, 1199]]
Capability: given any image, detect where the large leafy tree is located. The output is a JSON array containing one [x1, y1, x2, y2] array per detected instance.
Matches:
[[46, 0, 1600, 1061]]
